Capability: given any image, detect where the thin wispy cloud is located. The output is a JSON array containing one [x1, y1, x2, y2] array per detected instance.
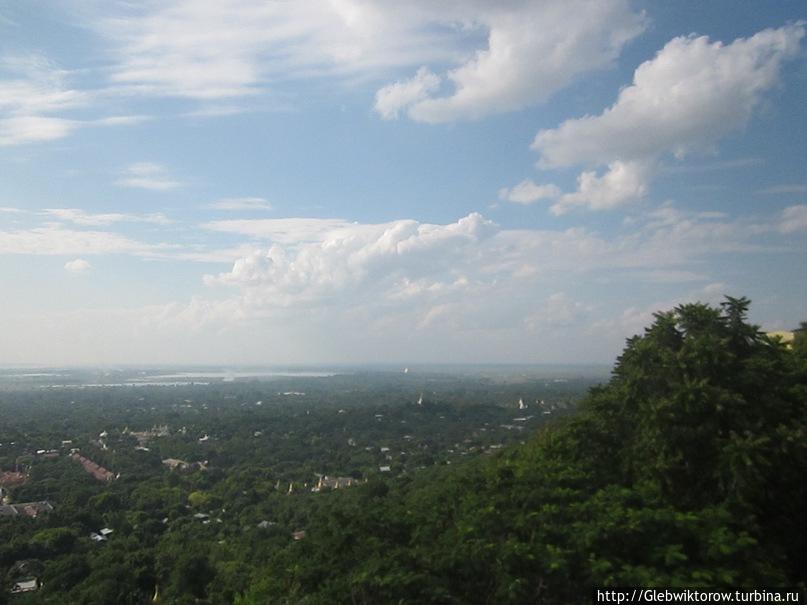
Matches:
[[0, 54, 88, 114], [94, 1, 464, 100], [42, 208, 172, 226], [0, 53, 152, 145], [94, 115, 151, 126], [203, 218, 354, 244], [207, 197, 272, 211], [0, 115, 79, 146], [498, 180, 561, 205], [0, 53, 86, 146], [115, 162, 182, 191], [661, 158, 765, 174], [0, 223, 177, 257], [779, 205, 807, 233], [90, 0, 645, 124], [757, 184, 807, 195]]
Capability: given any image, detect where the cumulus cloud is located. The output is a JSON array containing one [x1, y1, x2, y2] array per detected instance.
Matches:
[[498, 179, 561, 205], [375, 67, 440, 120], [551, 160, 654, 215], [115, 162, 182, 191], [531, 24, 805, 212], [64, 258, 91, 273], [199, 206, 777, 324], [399, 0, 646, 123], [134, 205, 786, 365], [1, 206, 797, 365], [204, 213, 496, 306]]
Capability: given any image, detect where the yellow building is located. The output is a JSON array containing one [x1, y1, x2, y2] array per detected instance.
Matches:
[[766, 331, 795, 348]]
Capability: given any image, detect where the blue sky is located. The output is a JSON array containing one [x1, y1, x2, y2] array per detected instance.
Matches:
[[0, 0, 805, 366]]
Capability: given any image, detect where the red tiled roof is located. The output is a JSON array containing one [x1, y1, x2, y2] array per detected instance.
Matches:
[[71, 453, 114, 482], [0, 471, 27, 487]]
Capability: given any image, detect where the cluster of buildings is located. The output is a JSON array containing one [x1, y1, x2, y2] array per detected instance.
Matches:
[[5, 560, 42, 595], [162, 458, 208, 472], [71, 453, 115, 482], [0, 471, 28, 505], [0, 500, 54, 518], [311, 475, 361, 492], [126, 424, 170, 446]]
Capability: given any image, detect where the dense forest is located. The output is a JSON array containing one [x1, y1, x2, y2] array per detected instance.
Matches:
[[1, 298, 805, 603]]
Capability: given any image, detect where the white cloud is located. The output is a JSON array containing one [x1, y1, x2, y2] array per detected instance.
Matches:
[[375, 66, 440, 120], [147, 206, 778, 365], [95, 0, 465, 100], [399, 0, 646, 123], [0, 54, 87, 114], [203, 217, 356, 243], [0, 206, 797, 365], [531, 24, 805, 212], [115, 162, 182, 191], [93, 115, 151, 126], [200, 207, 773, 320], [204, 213, 496, 306], [551, 160, 654, 215], [64, 258, 91, 273], [91, 0, 644, 123], [0, 115, 78, 146], [779, 204, 807, 233], [207, 197, 273, 211], [0, 53, 154, 145], [498, 179, 561, 205], [534, 25, 804, 167], [0, 54, 87, 145], [43, 208, 172, 226], [0, 224, 175, 257]]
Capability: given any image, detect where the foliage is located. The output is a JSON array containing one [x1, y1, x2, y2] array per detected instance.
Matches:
[[1, 299, 804, 603]]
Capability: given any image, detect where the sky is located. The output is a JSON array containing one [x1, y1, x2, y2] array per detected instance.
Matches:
[[0, 0, 805, 367]]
